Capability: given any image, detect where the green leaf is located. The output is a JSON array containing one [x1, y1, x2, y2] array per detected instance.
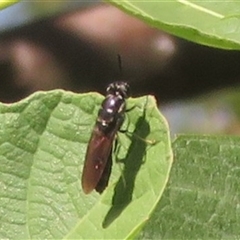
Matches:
[[139, 135, 240, 239], [0, 0, 19, 10], [0, 90, 172, 239], [107, 0, 240, 50]]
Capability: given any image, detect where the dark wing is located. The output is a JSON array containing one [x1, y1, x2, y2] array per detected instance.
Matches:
[[95, 148, 113, 194], [81, 126, 115, 194]]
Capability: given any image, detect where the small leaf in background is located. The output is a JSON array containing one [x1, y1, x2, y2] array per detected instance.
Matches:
[[107, 0, 240, 50], [139, 135, 240, 239], [0, 0, 19, 10], [0, 90, 172, 239]]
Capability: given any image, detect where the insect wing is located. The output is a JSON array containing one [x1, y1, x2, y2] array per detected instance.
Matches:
[[95, 148, 113, 193], [81, 127, 115, 194]]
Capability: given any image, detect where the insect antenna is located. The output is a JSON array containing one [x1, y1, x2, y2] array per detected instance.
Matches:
[[117, 54, 123, 76]]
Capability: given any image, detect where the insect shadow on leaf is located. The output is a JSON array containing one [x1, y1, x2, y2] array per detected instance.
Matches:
[[102, 99, 152, 228]]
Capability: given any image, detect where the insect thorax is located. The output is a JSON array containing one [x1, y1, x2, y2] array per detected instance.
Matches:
[[97, 94, 126, 135]]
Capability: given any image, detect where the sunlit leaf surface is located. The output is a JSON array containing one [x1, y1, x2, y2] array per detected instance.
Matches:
[[0, 90, 172, 239]]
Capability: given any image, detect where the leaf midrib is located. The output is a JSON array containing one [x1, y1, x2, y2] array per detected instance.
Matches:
[[119, 0, 224, 20], [177, 0, 224, 18]]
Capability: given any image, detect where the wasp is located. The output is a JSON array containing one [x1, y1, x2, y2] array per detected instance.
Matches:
[[81, 81, 129, 194]]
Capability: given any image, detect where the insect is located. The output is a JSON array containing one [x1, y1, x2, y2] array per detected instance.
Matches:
[[81, 81, 130, 194]]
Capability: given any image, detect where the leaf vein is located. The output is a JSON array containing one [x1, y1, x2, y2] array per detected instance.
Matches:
[[177, 0, 224, 18]]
